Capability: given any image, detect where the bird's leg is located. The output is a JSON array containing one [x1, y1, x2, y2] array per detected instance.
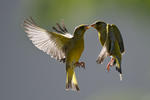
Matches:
[[106, 58, 115, 72], [74, 62, 81, 68], [74, 62, 85, 69], [110, 57, 115, 66]]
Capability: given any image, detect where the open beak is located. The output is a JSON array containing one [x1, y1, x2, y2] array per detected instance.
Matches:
[[90, 24, 95, 27], [85, 25, 91, 29]]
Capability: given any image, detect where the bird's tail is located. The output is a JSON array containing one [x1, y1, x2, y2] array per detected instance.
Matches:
[[96, 47, 108, 64], [115, 56, 122, 81], [65, 67, 80, 91]]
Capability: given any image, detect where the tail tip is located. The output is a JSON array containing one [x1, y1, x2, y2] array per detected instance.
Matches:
[[120, 74, 123, 81], [65, 83, 80, 92]]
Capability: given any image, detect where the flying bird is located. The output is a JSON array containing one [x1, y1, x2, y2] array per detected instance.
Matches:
[[23, 17, 89, 91], [91, 21, 125, 80]]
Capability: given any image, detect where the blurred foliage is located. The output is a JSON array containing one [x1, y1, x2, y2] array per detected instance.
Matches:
[[27, 0, 96, 32], [23, 0, 150, 33]]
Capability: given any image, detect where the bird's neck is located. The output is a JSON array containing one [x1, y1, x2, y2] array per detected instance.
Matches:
[[98, 28, 106, 34], [73, 35, 84, 41], [73, 31, 85, 40]]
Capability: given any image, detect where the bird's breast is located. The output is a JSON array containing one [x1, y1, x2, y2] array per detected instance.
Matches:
[[66, 38, 84, 62]]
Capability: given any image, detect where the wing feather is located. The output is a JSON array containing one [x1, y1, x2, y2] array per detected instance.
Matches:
[[23, 18, 72, 62], [111, 24, 125, 53]]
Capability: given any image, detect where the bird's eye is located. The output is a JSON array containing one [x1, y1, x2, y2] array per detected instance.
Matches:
[[79, 26, 85, 31], [97, 22, 102, 25]]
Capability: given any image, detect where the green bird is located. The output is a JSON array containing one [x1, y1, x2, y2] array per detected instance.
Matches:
[[91, 21, 125, 80], [23, 17, 89, 91]]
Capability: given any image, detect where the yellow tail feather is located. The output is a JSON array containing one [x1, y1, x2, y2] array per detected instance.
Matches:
[[66, 68, 80, 91]]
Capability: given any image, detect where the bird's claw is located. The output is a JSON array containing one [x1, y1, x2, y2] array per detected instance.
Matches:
[[80, 62, 85, 69], [106, 58, 115, 72], [106, 63, 110, 72], [74, 62, 85, 69], [110, 58, 115, 66]]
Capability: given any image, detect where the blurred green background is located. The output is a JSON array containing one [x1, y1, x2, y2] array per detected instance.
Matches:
[[1, 0, 150, 100]]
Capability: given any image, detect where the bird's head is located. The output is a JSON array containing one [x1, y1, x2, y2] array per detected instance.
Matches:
[[91, 21, 107, 31], [73, 24, 90, 37]]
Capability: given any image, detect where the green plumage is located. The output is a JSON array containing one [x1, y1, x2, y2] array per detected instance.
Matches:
[[91, 21, 125, 80], [23, 18, 89, 91]]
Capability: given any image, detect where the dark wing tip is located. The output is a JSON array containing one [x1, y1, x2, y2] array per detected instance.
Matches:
[[116, 67, 122, 74], [23, 17, 37, 27], [52, 21, 68, 34], [59, 58, 66, 63]]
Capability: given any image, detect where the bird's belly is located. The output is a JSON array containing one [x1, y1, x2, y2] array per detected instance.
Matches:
[[67, 40, 84, 63]]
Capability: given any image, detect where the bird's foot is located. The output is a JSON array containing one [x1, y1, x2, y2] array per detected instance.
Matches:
[[106, 58, 115, 72], [74, 62, 85, 69], [110, 58, 115, 66], [106, 63, 110, 72], [80, 62, 85, 69]]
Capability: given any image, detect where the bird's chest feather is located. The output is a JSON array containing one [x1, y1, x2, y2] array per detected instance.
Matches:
[[67, 39, 84, 62]]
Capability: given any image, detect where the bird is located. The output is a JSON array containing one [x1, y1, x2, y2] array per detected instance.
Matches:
[[23, 17, 89, 91], [91, 21, 125, 80]]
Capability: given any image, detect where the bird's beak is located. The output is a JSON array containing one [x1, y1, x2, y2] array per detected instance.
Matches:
[[85, 25, 90, 29], [90, 24, 95, 27]]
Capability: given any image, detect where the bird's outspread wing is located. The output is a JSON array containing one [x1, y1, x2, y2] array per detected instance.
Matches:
[[23, 18, 73, 62]]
